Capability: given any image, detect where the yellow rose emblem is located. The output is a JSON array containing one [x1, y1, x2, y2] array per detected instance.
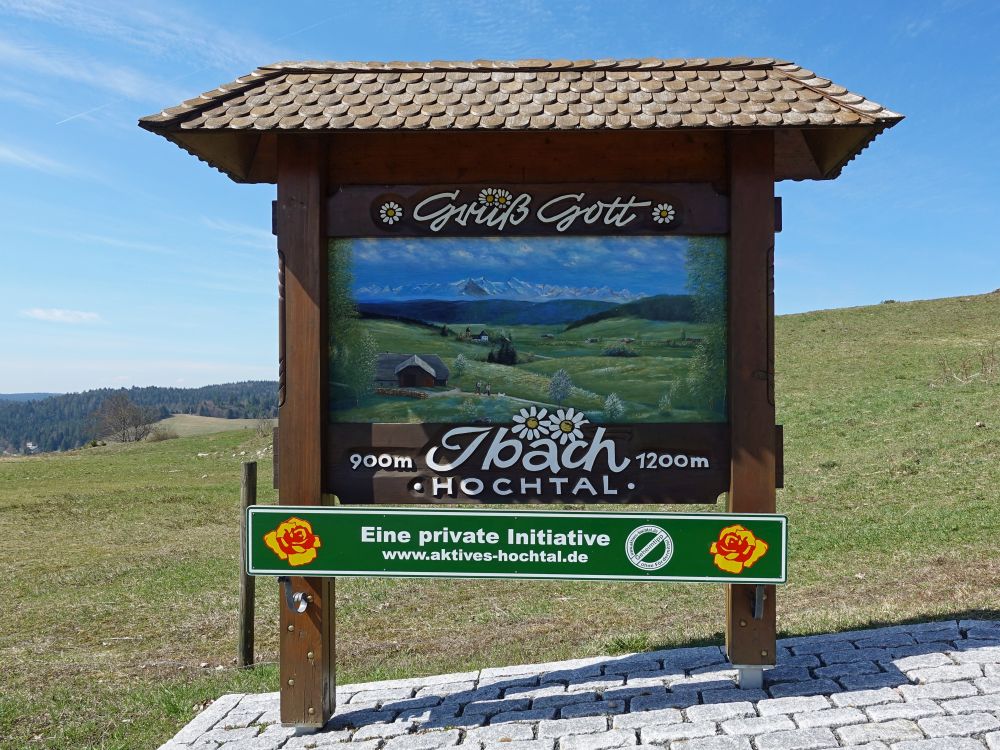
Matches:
[[709, 524, 768, 574], [264, 517, 321, 567]]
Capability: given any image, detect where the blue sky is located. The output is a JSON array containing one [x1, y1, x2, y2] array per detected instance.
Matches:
[[351, 236, 691, 296], [1, 0, 998, 392]]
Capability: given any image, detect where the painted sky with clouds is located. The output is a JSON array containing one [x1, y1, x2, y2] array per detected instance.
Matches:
[[1, 0, 998, 391], [352, 236, 693, 296]]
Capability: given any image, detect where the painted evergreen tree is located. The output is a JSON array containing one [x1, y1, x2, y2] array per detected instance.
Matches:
[[684, 237, 728, 415], [328, 239, 378, 405]]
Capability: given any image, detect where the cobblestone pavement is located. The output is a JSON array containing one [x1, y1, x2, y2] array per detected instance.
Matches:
[[159, 619, 1000, 750]]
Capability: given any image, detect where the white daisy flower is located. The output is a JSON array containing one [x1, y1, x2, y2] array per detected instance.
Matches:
[[379, 201, 403, 225], [511, 406, 550, 441], [652, 203, 675, 225], [546, 407, 589, 445], [478, 188, 498, 205], [493, 189, 513, 207]]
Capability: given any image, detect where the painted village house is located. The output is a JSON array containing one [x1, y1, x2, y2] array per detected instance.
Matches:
[[375, 353, 450, 388]]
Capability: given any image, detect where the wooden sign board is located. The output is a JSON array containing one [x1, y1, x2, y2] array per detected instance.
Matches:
[[325, 183, 731, 505]]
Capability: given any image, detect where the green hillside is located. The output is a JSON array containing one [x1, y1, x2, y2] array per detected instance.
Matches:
[[1, 293, 998, 749]]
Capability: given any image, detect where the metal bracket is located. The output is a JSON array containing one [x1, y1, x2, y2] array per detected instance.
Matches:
[[278, 576, 309, 614], [751, 585, 766, 620]]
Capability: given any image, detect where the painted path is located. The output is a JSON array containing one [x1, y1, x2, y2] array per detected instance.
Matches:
[[159, 619, 1000, 749]]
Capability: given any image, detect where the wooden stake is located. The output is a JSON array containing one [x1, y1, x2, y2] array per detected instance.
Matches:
[[238, 461, 257, 668], [726, 131, 778, 668]]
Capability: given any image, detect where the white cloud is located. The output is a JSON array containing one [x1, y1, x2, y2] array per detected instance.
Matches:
[[20, 308, 102, 324], [202, 217, 275, 251], [0, 0, 280, 70], [0, 143, 72, 174]]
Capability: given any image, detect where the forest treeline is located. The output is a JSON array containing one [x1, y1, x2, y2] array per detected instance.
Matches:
[[0, 381, 278, 453]]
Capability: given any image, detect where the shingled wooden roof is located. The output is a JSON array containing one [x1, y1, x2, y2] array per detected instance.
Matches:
[[139, 57, 902, 183]]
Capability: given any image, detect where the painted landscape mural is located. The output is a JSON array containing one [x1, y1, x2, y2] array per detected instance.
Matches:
[[328, 235, 727, 424]]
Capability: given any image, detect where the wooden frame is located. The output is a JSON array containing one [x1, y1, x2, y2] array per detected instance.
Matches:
[[275, 129, 778, 726]]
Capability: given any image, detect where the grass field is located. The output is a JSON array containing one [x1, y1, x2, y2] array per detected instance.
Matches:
[[2, 293, 999, 749], [157, 414, 276, 437]]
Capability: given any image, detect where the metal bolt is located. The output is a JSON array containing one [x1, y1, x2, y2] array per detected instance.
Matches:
[[307, 651, 315, 660], [307, 595, 314, 603], [739, 619, 747, 627], [287, 625, 295, 632], [760, 650, 769, 657], [308, 707, 316, 715], [287, 678, 295, 687]]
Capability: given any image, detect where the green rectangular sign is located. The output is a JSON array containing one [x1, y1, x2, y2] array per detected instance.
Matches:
[[247, 507, 787, 584]]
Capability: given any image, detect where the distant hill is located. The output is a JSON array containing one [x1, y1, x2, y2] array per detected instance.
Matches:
[[564, 294, 697, 330], [0, 381, 277, 454], [0, 393, 60, 402], [356, 276, 642, 304], [359, 298, 617, 326]]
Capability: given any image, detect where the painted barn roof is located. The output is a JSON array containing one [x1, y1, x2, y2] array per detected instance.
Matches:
[[139, 57, 902, 183], [375, 353, 450, 382]]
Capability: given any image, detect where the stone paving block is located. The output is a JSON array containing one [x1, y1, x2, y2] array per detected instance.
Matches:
[[463, 722, 535, 745], [352, 721, 415, 740], [835, 744, 889, 750], [484, 742, 555, 750], [830, 688, 902, 708], [919, 712, 1000, 736], [699, 688, 768, 704], [987, 664, 1000, 677], [506, 685, 568, 700], [669, 676, 736, 693], [975, 676, 1000, 693], [543, 665, 605, 685], [986, 731, 1000, 750], [752, 727, 838, 750], [951, 646, 1000, 664], [776, 654, 822, 668], [659, 646, 726, 671], [603, 658, 662, 676], [533, 692, 598, 711], [537, 716, 608, 738], [834, 719, 922, 745], [897, 681, 977, 701], [939, 692, 1000, 714], [611, 707, 682, 729], [907, 664, 983, 683], [172, 693, 244, 743], [893, 741, 986, 750], [602, 686, 665, 702], [639, 721, 717, 743], [478, 676, 543, 690], [864, 698, 943, 722], [888, 643, 953, 659], [283, 734, 373, 749], [814, 662, 880, 680], [854, 632, 916, 650], [219, 706, 264, 728], [419, 681, 479, 697], [558, 729, 636, 750], [560, 700, 625, 719], [384, 730, 462, 750], [791, 639, 857, 656], [764, 666, 813, 684], [819, 648, 889, 665], [886, 653, 953, 671], [767, 680, 840, 699], [757, 695, 831, 716], [837, 672, 907, 691], [671, 736, 750, 750], [464, 698, 533, 717], [491, 708, 558, 723], [629, 692, 697, 712], [200, 725, 261, 745], [719, 715, 796, 736], [351, 688, 416, 704], [684, 701, 755, 723], [792, 707, 867, 729]]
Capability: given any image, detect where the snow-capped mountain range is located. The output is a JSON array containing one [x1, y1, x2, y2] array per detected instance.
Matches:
[[354, 277, 642, 304]]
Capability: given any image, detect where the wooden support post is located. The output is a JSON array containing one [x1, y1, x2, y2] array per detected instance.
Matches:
[[726, 131, 777, 673], [238, 461, 257, 668], [275, 135, 334, 726]]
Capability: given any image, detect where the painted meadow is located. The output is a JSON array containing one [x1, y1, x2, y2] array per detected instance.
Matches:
[[328, 236, 727, 425]]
